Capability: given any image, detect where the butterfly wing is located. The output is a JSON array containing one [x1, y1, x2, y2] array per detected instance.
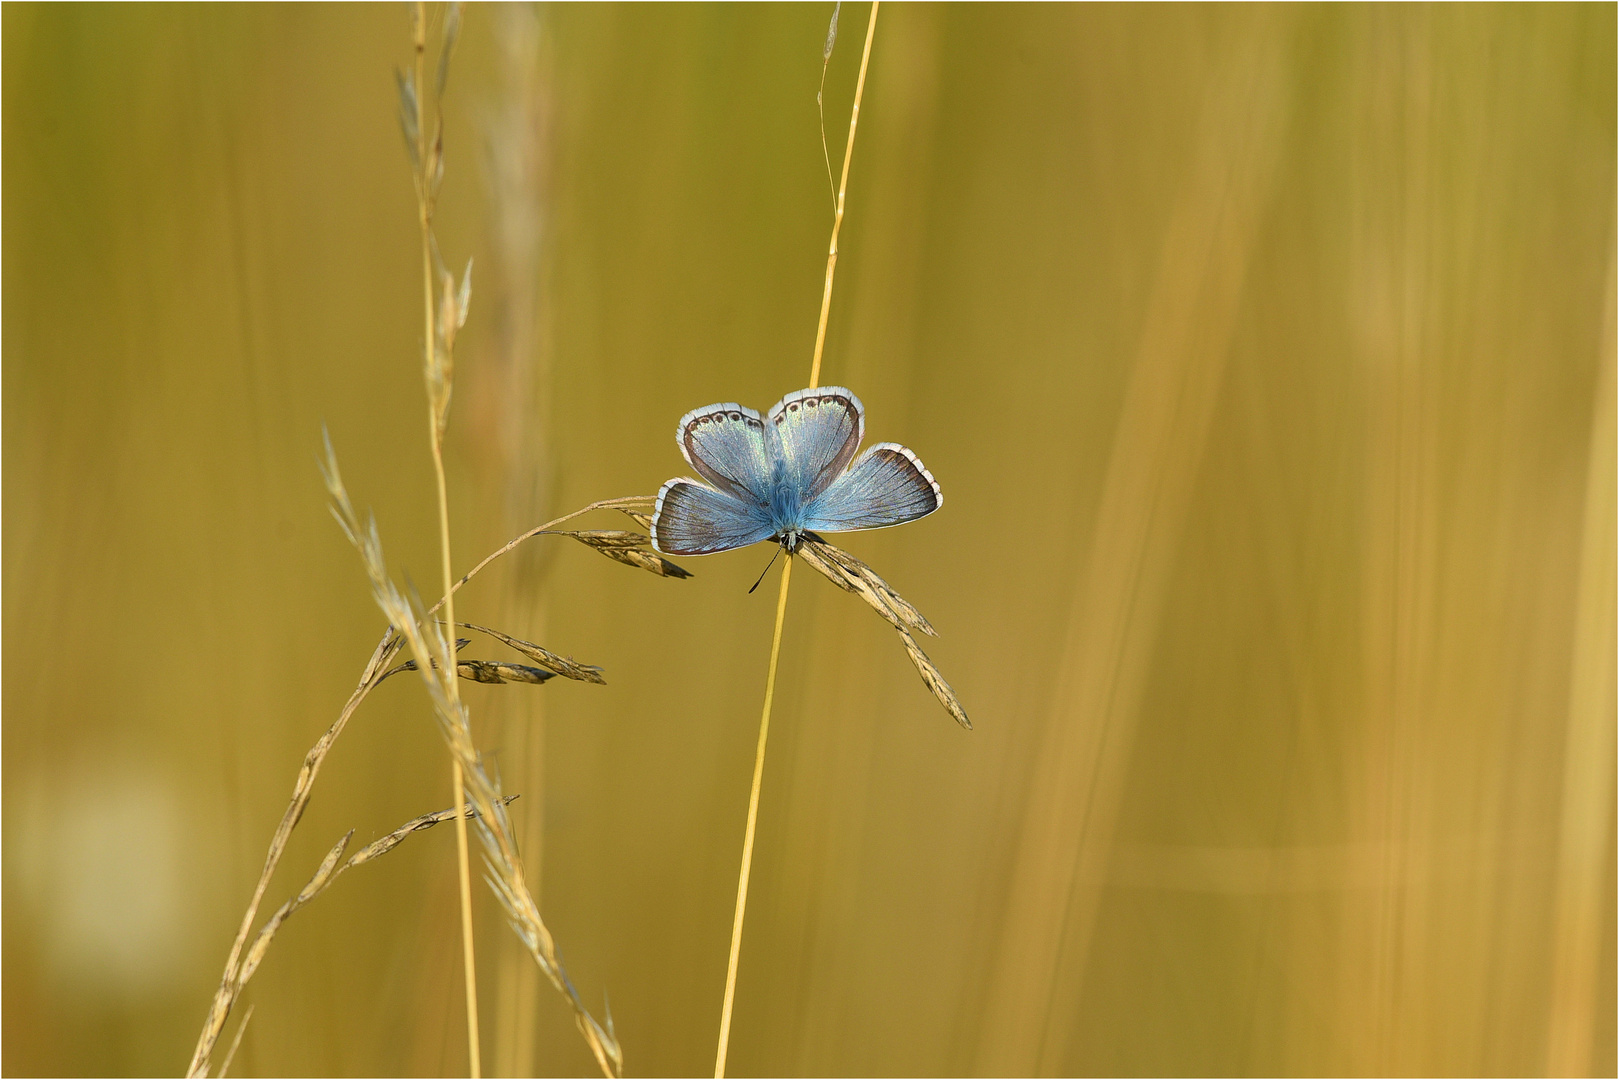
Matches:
[[650, 478, 776, 555], [799, 442, 942, 533], [678, 402, 772, 502], [766, 387, 864, 506]]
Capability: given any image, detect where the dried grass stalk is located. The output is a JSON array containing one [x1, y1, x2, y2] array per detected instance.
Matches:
[[186, 638, 397, 1078], [405, 8, 481, 1069], [199, 797, 515, 1077], [323, 446, 624, 1077], [348, 795, 521, 868], [188, 491, 673, 1077], [216, 1005, 253, 1079]]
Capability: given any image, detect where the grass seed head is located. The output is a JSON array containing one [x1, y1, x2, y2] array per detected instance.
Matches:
[[799, 536, 968, 729], [459, 622, 608, 684], [562, 529, 693, 578]]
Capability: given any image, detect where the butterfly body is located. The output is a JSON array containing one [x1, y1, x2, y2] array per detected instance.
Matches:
[[765, 466, 809, 551], [651, 387, 941, 556]]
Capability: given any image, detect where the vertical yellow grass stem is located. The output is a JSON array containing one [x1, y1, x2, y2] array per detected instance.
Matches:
[[441, 529, 481, 1080], [808, 0, 879, 391], [414, 4, 480, 1075], [715, 9, 879, 1075], [715, 556, 794, 1079]]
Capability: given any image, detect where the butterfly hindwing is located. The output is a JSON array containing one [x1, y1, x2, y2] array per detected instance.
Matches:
[[678, 402, 772, 503], [650, 478, 776, 556], [766, 387, 864, 505], [799, 442, 942, 533]]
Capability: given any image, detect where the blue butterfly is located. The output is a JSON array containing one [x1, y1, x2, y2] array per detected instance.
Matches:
[[650, 387, 942, 556]]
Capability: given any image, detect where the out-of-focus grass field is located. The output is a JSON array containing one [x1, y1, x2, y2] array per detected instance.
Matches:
[[4, 4, 1613, 1076]]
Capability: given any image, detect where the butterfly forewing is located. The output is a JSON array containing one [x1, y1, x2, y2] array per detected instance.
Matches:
[[799, 443, 942, 532], [678, 403, 773, 502], [766, 387, 864, 504], [651, 478, 776, 555]]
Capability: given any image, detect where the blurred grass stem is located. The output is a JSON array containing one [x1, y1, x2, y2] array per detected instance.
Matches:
[[716, 5, 878, 1075]]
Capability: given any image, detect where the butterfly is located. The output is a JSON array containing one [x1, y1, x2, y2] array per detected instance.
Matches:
[[650, 387, 942, 556]]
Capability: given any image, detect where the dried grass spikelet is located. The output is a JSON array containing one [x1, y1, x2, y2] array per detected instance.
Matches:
[[893, 624, 971, 730], [560, 529, 693, 579], [456, 661, 557, 685], [798, 534, 970, 730], [429, 257, 473, 440], [379, 636, 562, 686], [796, 534, 936, 637], [321, 443, 624, 1078], [459, 622, 608, 684], [387, 657, 560, 685], [397, 4, 468, 444], [395, 68, 420, 170]]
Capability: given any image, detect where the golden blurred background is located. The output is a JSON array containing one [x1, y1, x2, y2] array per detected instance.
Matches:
[[4, 4, 1614, 1076]]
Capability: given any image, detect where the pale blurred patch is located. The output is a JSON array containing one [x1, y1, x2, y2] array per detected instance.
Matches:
[[9, 766, 195, 998]]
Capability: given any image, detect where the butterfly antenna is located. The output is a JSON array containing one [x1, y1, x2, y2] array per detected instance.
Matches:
[[748, 544, 784, 594]]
